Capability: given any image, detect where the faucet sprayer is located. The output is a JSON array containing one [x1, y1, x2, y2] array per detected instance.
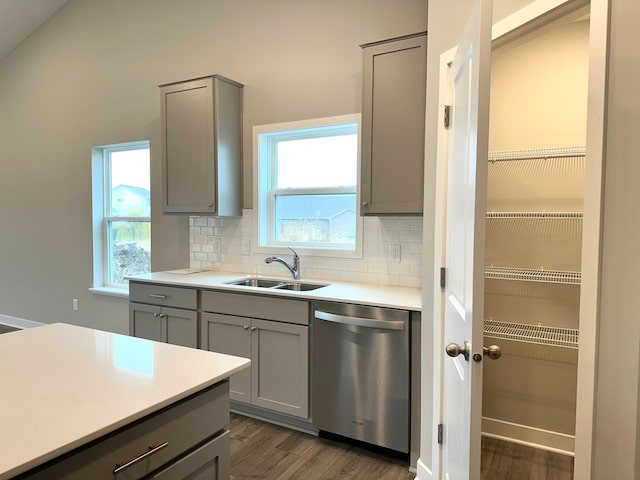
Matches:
[[264, 247, 300, 280]]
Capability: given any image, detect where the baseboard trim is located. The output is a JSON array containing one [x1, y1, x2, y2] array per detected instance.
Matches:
[[0, 314, 43, 329], [482, 417, 575, 456], [230, 401, 319, 436], [416, 457, 433, 479]]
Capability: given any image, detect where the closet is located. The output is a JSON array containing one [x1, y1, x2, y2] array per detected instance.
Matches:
[[482, 12, 589, 455]]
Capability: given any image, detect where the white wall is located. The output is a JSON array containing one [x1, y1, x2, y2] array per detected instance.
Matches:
[[0, 0, 427, 333], [489, 19, 589, 151]]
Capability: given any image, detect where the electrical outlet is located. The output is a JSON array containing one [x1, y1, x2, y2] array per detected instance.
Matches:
[[241, 238, 251, 256], [389, 244, 401, 263], [72, 299, 79, 311]]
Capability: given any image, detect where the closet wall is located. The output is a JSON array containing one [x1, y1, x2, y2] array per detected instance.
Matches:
[[482, 18, 589, 454]]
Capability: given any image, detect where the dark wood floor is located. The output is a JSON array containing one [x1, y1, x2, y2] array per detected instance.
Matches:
[[230, 414, 574, 480], [481, 436, 573, 480], [230, 414, 414, 480]]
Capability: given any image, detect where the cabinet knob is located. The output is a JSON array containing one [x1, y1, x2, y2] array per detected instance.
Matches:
[[362, 201, 369, 209], [208, 203, 214, 208], [243, 325, 250, 330], [250, 326, 257, 332]]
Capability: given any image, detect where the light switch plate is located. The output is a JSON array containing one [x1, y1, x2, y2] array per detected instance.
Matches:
[[389, 244, 401, 263], [241, 238, 251, 256]]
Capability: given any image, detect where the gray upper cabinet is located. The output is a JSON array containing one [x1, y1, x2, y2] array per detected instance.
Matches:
[[360, 32, 427, 215], [160, 75, 243, 215]]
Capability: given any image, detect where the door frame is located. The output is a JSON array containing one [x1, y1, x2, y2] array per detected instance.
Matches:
[[429, 0, 608, 478]]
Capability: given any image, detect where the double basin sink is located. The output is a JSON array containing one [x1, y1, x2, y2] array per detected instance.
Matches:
[[224, 277, 328, 292]]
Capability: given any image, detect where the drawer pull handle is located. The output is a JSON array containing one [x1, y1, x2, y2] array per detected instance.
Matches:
[[149, 294, 168, 299], [113, 441, 169, 475]]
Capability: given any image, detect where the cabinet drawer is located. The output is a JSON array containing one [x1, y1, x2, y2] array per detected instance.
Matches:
[[149, 430, 229, 479], [21, 381, 229, 480], [202, 290, 309, 325], [130, 282, 197, 310]]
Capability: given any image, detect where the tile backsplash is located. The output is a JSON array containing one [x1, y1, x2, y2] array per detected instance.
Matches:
[[190, 210, 423, 288]]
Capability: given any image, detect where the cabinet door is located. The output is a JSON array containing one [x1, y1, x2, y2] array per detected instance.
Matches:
[[150, 431, 229, 480], [251, 319, 309, 418], [129, 302, 163, 342], [165, 307, 198, 348], [161, 77, 215, 213], [201, 313, 252, 403], [361, 33, 427, 215], [160, 75, 243, 216]]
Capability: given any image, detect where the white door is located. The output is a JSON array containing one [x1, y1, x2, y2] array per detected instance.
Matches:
[[438, 0, 493, 478]]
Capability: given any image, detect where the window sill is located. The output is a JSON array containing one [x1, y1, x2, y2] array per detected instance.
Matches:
[[89, 286, 129, 299]]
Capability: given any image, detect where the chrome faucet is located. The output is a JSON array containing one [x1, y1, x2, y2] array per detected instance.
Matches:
[[265, 247, 300, 280]]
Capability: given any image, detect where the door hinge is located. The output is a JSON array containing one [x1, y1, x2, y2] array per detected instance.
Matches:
[[444, 105, 452, 129], [440, 267, 446, 289], [437, 423, 444, 444]]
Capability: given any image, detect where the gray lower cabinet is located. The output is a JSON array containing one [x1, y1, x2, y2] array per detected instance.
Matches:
[[360, 32, 427, 215], [201, 291, 309, 419], [150, 431, 229, 480], [130, 303, 198, 348], [159, 74, 243, 216], [129, 282, 198, 348], [20, 382, 230, 480]]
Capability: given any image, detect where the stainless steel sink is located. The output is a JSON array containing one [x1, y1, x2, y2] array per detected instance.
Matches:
[[224, 278, 284, 288], [224, 278, 328, 291], [273, 282, 327, 291]]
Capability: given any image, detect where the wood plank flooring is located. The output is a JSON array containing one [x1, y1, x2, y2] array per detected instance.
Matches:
[[230, 414, 414, 480], [481, 436, 573, 480], [230, 414, 574, 480]]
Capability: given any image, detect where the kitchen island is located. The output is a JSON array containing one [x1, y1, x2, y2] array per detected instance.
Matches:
[[0, 323, 250, 479]]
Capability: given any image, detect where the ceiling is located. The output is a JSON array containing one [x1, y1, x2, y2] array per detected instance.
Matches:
[[0, 0, 70, 61]]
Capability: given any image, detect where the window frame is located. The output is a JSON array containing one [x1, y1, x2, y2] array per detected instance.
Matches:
[[253, 114, 363, 258], [91, 141, 151, 294]]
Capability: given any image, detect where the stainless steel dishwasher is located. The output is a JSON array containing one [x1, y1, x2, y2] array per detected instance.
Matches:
[[311, 300, 410, 453]]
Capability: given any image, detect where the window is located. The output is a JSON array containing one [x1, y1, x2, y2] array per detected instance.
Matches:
[[254, 114, 362, 257], [91, 141, 151, 291]]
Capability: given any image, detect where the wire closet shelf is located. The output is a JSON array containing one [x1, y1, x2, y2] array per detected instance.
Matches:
[[487, 146, 586, 162], [486, 211, 583, 220], [485, 266, 581, 285], [484, 318, 579, 350]]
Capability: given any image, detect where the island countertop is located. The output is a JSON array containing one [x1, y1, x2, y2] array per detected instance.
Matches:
[[0, 323, 250, 480]]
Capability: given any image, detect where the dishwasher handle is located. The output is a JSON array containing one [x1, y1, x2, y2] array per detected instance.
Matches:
[[314, 310, 405, 331]]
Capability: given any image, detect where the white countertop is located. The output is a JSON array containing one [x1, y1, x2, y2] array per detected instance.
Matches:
[[0, 323, 250, 479], [129, 270, 422, 311]]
